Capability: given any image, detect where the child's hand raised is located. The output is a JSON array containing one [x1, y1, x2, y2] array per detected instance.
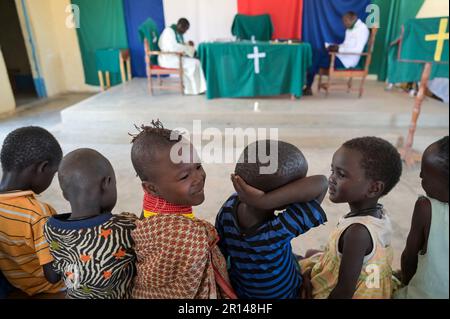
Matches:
[[232, 174, 328, 211], [231, 174, 268, 209]]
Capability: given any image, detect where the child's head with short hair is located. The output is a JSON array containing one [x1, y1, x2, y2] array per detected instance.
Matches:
[[58, 148, 117, 214], [235, 140, 308, 193], [130, 120, 206, 206], [329, 136, 402, 204], [0, 126, 62, 194], [420, 136, 449, 202]]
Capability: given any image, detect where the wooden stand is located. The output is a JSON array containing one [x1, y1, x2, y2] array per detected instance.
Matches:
[[98, 49, 131, 91], [119, 49, 132, 83], [398, 62, 432, 167], [98, 71, 105, 91], [98, 71, 111, 91]]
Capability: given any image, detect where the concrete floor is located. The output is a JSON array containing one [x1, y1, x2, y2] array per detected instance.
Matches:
[[0, 78, 449, 269]]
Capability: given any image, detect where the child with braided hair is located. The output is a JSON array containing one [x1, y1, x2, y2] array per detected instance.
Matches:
[[129, 120, 236, 299]]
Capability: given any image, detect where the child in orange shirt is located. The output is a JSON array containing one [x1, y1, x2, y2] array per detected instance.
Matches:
[[0, 126, 64, 296]]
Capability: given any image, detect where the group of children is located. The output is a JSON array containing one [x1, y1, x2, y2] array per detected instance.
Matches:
[[0, 122, 448, 299]]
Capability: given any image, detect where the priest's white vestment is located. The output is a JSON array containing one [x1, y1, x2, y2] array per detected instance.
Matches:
[[336, 19, 370, 68], [158, 27, 207, 95]]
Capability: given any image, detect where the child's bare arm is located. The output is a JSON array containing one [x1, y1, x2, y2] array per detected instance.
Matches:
[[231, 174, 328, 210], [400, 197, 431, 285], [328, 224, 371, 299], [43, 262, 61, 284], [300, 269, 313, 299]]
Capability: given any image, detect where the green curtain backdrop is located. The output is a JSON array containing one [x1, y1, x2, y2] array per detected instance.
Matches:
[[369, 0, 391, 76], [369, 0, 425, 81], [72, 0, 128, 86]]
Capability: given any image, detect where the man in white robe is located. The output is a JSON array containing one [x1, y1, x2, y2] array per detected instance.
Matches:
[[158, 18, 207, 95], [304, 12, 370, 96]]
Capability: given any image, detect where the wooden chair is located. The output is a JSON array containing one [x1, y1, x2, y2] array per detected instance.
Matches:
[[144, 38, 184, 95], [318, 28, 378, 98]]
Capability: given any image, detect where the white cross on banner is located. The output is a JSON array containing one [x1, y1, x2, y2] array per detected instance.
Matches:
[[247, 46, 266, 74]]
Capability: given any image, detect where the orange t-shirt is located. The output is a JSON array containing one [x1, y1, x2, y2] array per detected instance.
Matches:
[[0, 191, 64, 296]]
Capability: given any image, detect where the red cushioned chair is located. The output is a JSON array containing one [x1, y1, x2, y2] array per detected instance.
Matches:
[[318, 28, 378, 98], [144, 38, 184, 95]]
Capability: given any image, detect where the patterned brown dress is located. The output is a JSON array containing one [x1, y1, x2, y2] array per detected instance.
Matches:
[[132, 214, 236, 299]]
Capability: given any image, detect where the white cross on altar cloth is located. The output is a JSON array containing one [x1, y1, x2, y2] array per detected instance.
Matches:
[[247, 46, 266, 74]]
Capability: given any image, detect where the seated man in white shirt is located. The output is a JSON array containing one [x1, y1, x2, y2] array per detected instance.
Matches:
[[304, 11, 370, 96], [158, 18, 206, 95]]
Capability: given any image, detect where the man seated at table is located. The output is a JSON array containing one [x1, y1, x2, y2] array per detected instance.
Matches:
[[158, 18, 206, 95], [303, 11, 370, 96]]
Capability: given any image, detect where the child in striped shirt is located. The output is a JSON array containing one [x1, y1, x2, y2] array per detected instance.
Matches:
[[0, 126, 64, 297], [215, 140, 328, 299]]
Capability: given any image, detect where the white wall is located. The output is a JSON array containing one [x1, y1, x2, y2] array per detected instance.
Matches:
[[48, 0, 98, 93], [0, 49, 15, 116], [417, 0, 449, 18], [163, 0, 238, 46], [15, 0, 97, 98]]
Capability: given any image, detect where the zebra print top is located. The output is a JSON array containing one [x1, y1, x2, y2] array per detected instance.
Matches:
[[44, 212, 137, 299]]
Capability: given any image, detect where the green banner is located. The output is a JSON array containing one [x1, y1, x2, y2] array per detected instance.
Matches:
[[72, 0, 128, 86], [400, 17, 449, 63], [198, 41, 311, 99], [369, 0, 425, 80], [387, 45, 448, 83], [387, 17, 449, 83]]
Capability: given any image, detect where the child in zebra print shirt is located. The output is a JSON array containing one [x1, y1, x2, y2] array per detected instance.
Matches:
[[44, 148, 137, 299]]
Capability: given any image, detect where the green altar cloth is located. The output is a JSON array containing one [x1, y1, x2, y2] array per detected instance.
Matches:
[[387, 17, 449, 83], [197, 41, 312, 99], [231, 14, 274, 41]]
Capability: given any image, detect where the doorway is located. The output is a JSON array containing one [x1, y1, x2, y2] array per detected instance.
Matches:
[[0, 0, 38, 107]]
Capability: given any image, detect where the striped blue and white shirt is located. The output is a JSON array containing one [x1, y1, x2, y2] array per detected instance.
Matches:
[[215, 194, 327, 299]]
